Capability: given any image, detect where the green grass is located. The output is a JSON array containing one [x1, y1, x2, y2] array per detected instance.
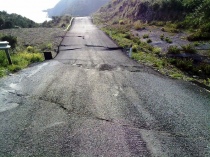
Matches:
[[168, 46, 181, 54], [0, 49, 44, 77], [165, 37, 172, 43], [169, 73, 184, 79], [100, 25, 210, 86], [133, 20, 145, 30], [181, 44, 196, 54], [160, 34, 164, 40], [143, 34, 149, 39]]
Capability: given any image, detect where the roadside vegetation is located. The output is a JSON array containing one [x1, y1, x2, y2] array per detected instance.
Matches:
[[41, 16, 71, 28], [0, 34, 44, 77], [93, 0, 210, 87], [101, 24, 189, 79], [0, 47, 43, 77], [0, 14, 72, 77], [0, 11, 38, 29]]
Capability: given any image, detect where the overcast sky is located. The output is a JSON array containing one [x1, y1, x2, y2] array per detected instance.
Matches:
[[0, 0, 60, 23]]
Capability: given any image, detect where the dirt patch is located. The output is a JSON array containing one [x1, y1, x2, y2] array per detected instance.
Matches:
[[132, 26, 189, 52], [131, 26, 210, 55]]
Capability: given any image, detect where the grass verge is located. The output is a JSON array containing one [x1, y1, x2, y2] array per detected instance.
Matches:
[[0, 49, 44, 77], [100, 24, 210, 87]]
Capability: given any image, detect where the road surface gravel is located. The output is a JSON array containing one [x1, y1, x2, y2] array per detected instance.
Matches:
[[0, 17, 209, 156]]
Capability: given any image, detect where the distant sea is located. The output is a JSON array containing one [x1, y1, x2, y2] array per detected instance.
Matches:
[[27, 11, 52, 23]]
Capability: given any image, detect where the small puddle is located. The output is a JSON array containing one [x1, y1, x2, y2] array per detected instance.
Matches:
[[0, 103, 19, 113]]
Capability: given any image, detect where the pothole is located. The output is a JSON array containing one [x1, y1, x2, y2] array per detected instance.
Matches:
[[97, 64, 115, 71]]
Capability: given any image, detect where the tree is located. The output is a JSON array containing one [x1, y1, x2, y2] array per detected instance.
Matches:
[[4, 21, 13, 28], [0, 18, 4, 29]]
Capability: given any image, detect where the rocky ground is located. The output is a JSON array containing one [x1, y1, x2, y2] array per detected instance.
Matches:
[[132, 26, 210, 55]]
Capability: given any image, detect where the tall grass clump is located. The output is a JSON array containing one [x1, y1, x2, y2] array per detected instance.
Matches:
[[181, 44, 196, 54], [168, 45, 181, 54], [133, 20, 145, 30]]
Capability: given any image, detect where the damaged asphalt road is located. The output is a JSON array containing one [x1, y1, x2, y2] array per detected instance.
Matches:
[[0, 17, 210, 156]]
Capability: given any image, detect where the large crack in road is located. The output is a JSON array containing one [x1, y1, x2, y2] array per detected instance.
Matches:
[[0, 17, 209, 156]]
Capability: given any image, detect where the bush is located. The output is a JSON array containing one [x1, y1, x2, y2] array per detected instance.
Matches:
[[132, 45, 138, 53], [119, 20, 125, 25], [175, 59, 193, 71], [147, 39, 152, 43], [7, 64, 22, 72], [27, 46, 35, 53], [153, 47, 161, 55], [201, 23, 210, 32], [0, 35, 17, 49], [187, 30, 210, 41], [18, 52, 43, 63], [160, 34, 164, 40], [165, 37, 172, 43], [140, 42, 153, 51], [124, 33, 131, 39], [0, 50, 43, 77], [168, 45, 181, 54], [193, 42, 200, 46], [133, 20, 144, 30], [143, 34, 149, 39], [181, 44, 196, 54]]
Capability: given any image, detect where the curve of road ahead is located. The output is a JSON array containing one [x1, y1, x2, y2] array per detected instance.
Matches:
[[0, 17, 210, 156]]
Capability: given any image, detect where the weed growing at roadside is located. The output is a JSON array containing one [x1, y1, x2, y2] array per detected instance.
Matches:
[[165, 37, 172, 43], [170, 73, 183, 79], [132, 45, 138, 53], [0, 49, 43, 77], [187, 30, 210, 41], [181, 44, 196, 54], [147, 39, 152, 43], [193, 42, 200, 46], [152, 47, 161, 55], [119, 20, 125, 25], [133, 20, 145, 30], [160, 34, 164, 40], [168, 46, 181, 54], [40, 43, 53, 51], [27, 46, 35, 53], [143, 34, 149, 39]]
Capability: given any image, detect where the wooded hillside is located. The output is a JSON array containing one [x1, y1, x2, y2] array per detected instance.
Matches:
[[0, 11, 38, 29], [46, 0, 110, 17]]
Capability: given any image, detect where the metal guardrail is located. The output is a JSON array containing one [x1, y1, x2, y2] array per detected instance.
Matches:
[[0, 41, 12, 64]]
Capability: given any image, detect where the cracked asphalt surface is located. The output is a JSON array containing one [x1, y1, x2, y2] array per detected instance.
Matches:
[[0, 17, 210, 156]]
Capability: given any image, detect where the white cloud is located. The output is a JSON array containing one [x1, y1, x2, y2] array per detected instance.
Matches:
[[0, 0, 60, 23]]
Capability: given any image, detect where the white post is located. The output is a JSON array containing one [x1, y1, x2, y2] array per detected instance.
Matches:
[[129, 47, 132, 58]]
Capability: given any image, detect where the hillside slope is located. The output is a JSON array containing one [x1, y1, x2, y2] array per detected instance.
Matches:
[[96, 0, 210, 31], [0, 11, 38, 29], [47, 0, 110, 17]]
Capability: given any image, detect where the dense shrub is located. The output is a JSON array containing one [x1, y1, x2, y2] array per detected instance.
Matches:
[[0, 11, 37, 29], [133, 20, 144, 30], [132, 45, 138, 53], [168, 45, 181, 54], [0, 35, 17, 49], [187, 31, 210, 41], [181, 44, 196, 54]]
